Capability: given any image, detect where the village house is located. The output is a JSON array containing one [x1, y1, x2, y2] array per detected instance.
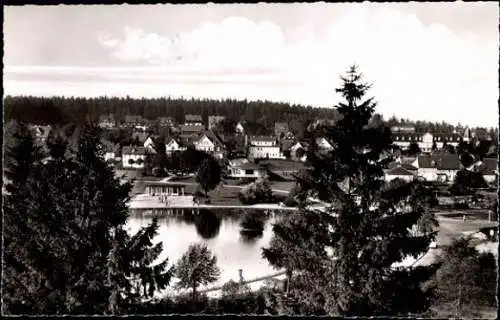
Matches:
[[159, 116, 176, 128], [412, 154, 461, 183], [165, 137, 187, 155], [122, 146, 147, 169], [248, 135, 284, 159], [384, 166, 416, 182], [274, 122, 289, 139], [208, 115, 226, 130], [289, 141, 308, 162], [124, 115, 144, 127], [180, 124, 205, 136], [315, 137, 334, 152], [226, 159, 266, 180], [470, 158, 498, 184], [28, 124, 51, 146], [98, 114, 116, 129], [235, 121, 246, 134], [143, 136, 156, 152], [184, 114, 204, 126], [194, 130, 226, 159]]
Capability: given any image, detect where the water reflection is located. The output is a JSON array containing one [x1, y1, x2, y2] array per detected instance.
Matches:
[[126, 208, 289, 290]]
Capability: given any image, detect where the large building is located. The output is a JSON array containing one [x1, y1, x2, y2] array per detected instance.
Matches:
[[412, 154, 462, 183], [392, 131, 465, 152], [184, 114, 204, 126], [248, 136, 284, 159]]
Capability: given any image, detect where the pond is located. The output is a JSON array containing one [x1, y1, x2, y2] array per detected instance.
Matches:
[[126, 208, 286, 296]]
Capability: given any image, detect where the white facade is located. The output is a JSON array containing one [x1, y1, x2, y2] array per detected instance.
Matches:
[[417, 167, 438, 181], [143, 137, 155, 150], [248, 146, 283, 159], [165, 139, 186, 154], [420, 133, 434, 152], [235, 123, 245, 134], [437, 169, 458, 184], [104, 151, 116, 162], [122, 153, 146, 169], [194, 135, 216, 153], [484, 174, 497, 184]]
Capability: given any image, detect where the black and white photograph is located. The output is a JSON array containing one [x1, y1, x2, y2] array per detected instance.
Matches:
[[2, 2, 498, 317]]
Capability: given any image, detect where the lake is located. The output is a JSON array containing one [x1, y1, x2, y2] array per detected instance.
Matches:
[[126, 208, 285, 297]]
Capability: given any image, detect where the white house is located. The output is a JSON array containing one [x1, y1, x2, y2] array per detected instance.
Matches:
[[194, 131, 226, 159], [248, 136, 284, 159], [385, 166, 416, 183], [289, 141, 308, 162], [392, 131, 463, 152], [122, 146, 147, 169], [315, 137, 334, 152], [235, 122, 245, 134], [413, 154, 461, 183], [98, 114, 116, 129], [165, 137, 187, 155], [143, 136, 155, 152], [471, 158, 498, 184], [227, 159, 265, 179], [184, 114, 204, 126]]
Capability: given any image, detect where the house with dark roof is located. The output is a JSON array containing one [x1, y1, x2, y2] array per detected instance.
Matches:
[[412, 154, 461, 183], [393, 131, 464, 152], [180, 124, 205, 136], [226, 159, 266, 179], [184, 114, 203, 126], [385, 166, 416, 182], [258, 159, 307, 181], [470, 158, 498, 184], [122, 146, 147, 169], [194, 130, 227, 159], [165, 137, 187, 155]]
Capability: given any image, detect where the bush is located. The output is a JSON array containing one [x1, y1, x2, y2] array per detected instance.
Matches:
[[283, 197, 298, 207], [238, 178, 274, 205]]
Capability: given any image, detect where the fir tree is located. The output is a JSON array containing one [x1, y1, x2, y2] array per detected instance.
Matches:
[[263, 65, 439, 316], [3, 123, 173, 315]]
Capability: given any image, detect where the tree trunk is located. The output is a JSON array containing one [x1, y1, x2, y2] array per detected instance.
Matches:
[[192, 283, 197, 302]]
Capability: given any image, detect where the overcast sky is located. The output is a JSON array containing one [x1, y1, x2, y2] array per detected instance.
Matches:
[[3, 3, 499, 127]]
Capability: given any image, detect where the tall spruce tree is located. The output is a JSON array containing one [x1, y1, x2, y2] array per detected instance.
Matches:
[[3, 122, 173, 315], [262, 65, 439, 316]]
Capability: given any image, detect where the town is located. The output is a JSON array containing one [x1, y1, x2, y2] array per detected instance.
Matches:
[[3, 2, 498, 318]]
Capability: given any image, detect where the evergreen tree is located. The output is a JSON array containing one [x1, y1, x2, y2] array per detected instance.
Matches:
[[3, 123, 173, 315], [263, 65, 439, 316]]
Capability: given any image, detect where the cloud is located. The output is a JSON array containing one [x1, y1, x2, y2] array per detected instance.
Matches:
[[5, 4, 498, 127]]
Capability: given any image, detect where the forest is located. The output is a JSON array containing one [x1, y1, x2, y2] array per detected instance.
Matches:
[[4, 95, 496, 140]]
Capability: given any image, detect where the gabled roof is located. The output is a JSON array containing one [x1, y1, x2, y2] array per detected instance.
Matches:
[[475, 158, 498, 175], [122, 146, 147, 155], [249, 135, 276, 143], [386, 166, 415, 176], [417, 154, 461, 170], [200, 130, 226, 148]]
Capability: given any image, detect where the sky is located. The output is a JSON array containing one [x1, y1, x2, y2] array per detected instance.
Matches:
[[3, 3, 499, 128]]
